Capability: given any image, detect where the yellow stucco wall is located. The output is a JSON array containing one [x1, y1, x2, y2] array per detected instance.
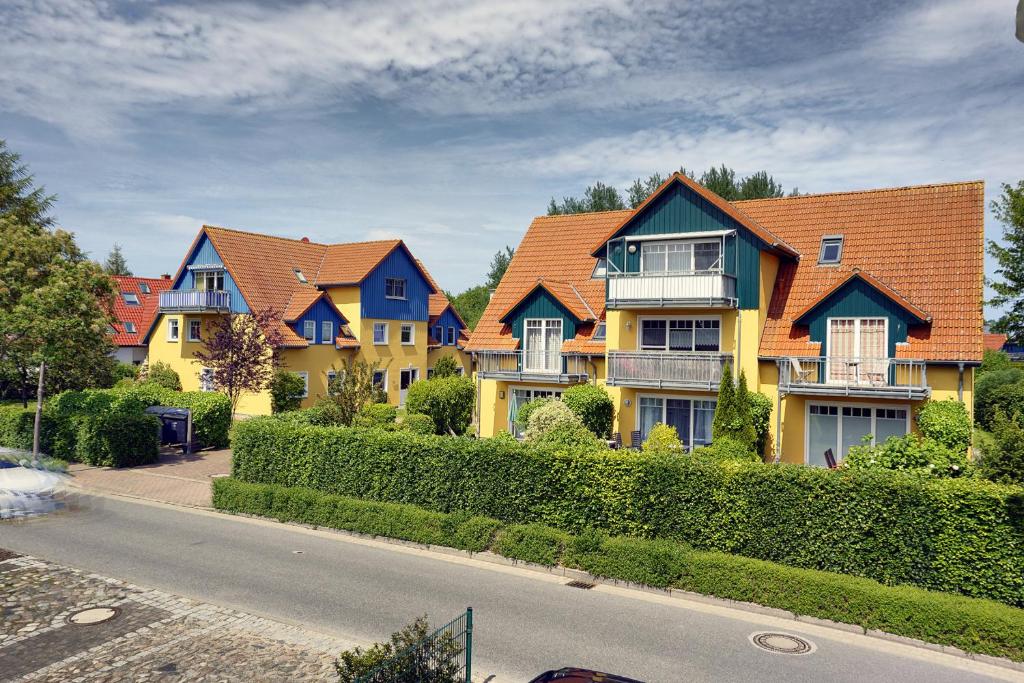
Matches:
[[353, 318, 429, 405], [607, 385, 718, 446]]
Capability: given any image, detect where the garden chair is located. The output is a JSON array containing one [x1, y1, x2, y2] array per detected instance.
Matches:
[[612, 432, 623, 450], [788, 357, 815, 384], [630, 430, 642, 449], [824, 448, 838, 469]]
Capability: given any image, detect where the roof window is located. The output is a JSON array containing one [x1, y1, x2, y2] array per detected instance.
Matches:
[[124, 322, 137, 334], [818, 236, 844, 264], [591, 257, 607, 279], [122, 292, 140, 305], [139, 282, 150, 294], [593, 322, 607, 341], [294, 268, 307, 284]]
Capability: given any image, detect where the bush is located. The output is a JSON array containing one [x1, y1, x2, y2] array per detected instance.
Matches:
[[270, 370, 306, 414], [112, 363, 140, 383], [642, 423, 682, 454], [401, 413, 435, 435], [0, 405, 56, 453], [494, 524, 569, 566], [844, 434, 970, 478], [405, 375, 474, 435], [975, 368, 1024, 428], [561, 384, 614, 438], [107, 383, 232, 449], [749, 392, 773, 456], [229, 418, 1024, 605], [916, 399, 971, 454], [75, 412, 160, 467], [335, 616, 463, 683], [143, 361, 182, 391], [303, 401, 346, 426], [430, 355, 460, 379], [353, 402, 398, 429], [980, 411, 1024, 485], [979, 348, 1015, 376], [523, 400, 581, 442], [514, 397, 551, 431], [691, 436, 761, 463], [711, 365, 756, 449]]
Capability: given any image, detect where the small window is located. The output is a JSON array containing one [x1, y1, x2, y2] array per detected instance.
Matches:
[[199, 367, 215, 392], [385, 277, 407, 299], [294, 269, 307, 284], [818, 236, 844, 264], [303, 320, 316, 341], [372, 370, 387, 390], [187, 319, 201, 342], [373, 322, 388, 345], [296, 371, 309, 398], [447, 327, 456, 345], [427, 368, 435, 379], [591, 257, 607, 279], [124, 322, 137, 334], [167, 318, 180, 342], [122, 292, 140, 305], [321, 320, 333, 344], [434, 325, 443, 343], [139, 282, 151, 294], [593, 322, 606, 341], [400, 323, 414, 345]]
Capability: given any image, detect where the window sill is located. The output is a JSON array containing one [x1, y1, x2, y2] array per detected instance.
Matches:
[[385, 296, 408, 301]]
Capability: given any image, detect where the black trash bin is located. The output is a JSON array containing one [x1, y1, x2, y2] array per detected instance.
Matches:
[[144, 406, 194, 453]]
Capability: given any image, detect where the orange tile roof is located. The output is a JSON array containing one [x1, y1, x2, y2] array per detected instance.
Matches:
[[110, 275, 173, 347], [561, 320, 606, 354], [984, 333, 1007, 352], [739, 181, 984, 362], [792, 269, 930, 324], [497, 279, 597, 323], [466, 210, 628, 352]]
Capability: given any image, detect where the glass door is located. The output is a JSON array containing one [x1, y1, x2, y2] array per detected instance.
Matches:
[[523, 319, 562, 373], [828, 318, 887, 385]]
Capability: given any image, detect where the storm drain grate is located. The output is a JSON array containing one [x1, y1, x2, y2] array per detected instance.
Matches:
[[565, 580, 596, 590], [749, 632, 815, 655]]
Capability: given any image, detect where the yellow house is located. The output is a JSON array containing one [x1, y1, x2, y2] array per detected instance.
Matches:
[[467, 175, 984, 465], [144, 225, 470, 415]]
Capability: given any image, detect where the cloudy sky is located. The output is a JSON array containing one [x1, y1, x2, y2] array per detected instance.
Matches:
[[2, 0, 1022, 301]]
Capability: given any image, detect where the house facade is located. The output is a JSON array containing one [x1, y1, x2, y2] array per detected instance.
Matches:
[[145, 225, 469, 415], [467, 175, 984, 465], [110, 275, 173, 365]]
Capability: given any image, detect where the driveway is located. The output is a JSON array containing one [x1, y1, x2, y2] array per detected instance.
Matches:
[[68, 448, 230, 508]]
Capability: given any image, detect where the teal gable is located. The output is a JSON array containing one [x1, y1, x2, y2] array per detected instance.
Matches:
[[796, 277, 927, 358], [501, 288, 579, 345], [172, 233, 249, 314]]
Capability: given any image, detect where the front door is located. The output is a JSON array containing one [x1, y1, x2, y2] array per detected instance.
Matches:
[[399, 368, 418, 406]]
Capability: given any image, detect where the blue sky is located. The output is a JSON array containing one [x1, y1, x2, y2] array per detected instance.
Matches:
[[2, 0, 1022, 303]]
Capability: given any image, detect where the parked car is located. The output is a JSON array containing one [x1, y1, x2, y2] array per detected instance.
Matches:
[[527, 667, 645, 683]]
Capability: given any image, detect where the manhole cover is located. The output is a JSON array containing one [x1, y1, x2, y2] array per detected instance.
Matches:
[[67, 607, 120, 626], [749, 632, 815, 655]]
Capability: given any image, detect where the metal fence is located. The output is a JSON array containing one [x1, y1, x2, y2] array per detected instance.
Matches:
[[606, 351, 731, 389], [158, 289, 231, 312], [778, 356, 929, 398], [475, 350, 589, 380], [606, 270, 737, 307], [356, 608, 473, 683]]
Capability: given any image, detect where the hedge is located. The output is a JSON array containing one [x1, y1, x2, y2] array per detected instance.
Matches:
[[117, 383, 231, 448], [0, 405, 56, 453], [214, 477, 1024, 663], [75, 413, 160, 467], [230, 418, 1024, 605]]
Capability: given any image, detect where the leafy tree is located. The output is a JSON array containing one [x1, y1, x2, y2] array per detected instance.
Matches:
[[448, 285, 490, 330], [732, 370, 757, 449], [192, 309, 284, 416], [916, 399, 971, 454], [988, 180, 1024, 343], [486, 245, 515, 289], [514, 397, 553, 431], [548, 181, 626, 215], [738, 171, 784, 199], [269, 369, 306, 413], [335, 615, 462, 683], [711, 363, 737, 442], [561, 383, 614, 438], [979, 348, 1014, 376], [142, 361, 181, 391], [103, 243, 132, 276], [405, 375, 475, 435], [430, 355, 460, 378], [980, 410, 1024, 485], [523, 399, 604, 452], [627, 173, 665, 208], [319, 358, 387, 426], [749, 391, 773, 456]]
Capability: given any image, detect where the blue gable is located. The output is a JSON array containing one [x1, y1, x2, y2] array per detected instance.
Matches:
[[360, 246, 432, 321], [503, 288, 578, 345], [292, 296, 346, 345], [172, 233, 249, 313], [432, 307, 465, 345]]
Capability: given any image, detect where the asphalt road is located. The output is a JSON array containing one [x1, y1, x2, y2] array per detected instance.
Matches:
[[0, 495, 1016, 683]]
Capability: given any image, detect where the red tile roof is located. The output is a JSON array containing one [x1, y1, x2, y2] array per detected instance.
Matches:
[[110, 275, 173, 347], [984, 333, 1007, 352]]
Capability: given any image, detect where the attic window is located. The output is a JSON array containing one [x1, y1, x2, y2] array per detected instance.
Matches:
[[124, 322, 137, 334], [294, 269, 308, 284], [139, 283, 150, 294], [122, 293, 140, 305], [593, 322, 607, 341], [818, 236, 844, 264], [591, 258, 607, 279]]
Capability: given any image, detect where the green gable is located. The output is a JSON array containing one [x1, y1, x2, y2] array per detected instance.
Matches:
[[503, 288, 578, 344]]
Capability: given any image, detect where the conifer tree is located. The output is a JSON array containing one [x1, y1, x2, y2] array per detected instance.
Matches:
[[733, 370, 757, 449], [712, 363, 737, 442]]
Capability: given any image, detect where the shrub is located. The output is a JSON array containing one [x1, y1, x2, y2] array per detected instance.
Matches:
[[110, 383, 232, 448], [303, 400, 346, 426], [494, 524, 569, 566], [401, 413, 435, 435], [335, 616, 462, 683], [523, 400, 582, 442], [430, 355, 460, 379], [844, 434, 970, 478], [691, 436, 761, 463], [0, 405, 56, 453], [749, 392, 773, 456], [561, 384, 614, 438], [143, 361, 182, 391], [916, 399, 971, 454], [405, 375, 474, 435], [979, 348, 1014, 376], [974, 368, 1024, 428], [269, 370, 306, 414], [75, 412, 160, 467], [229, 418, 1024, 605], [112, 363, 140, 383], [980, 411, 1024, 485], [642, 423, 682, 454], [353, 402, 398, 429], [564, 535, 690, 588], [514, 397, 552, 431], [711, 365, 756, 448]]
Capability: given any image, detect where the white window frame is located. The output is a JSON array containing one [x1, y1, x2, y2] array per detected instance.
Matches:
[[167, 318, 180, 342], [372, 369, 388, 391], [818, 236, 844, 264], [804, 400, 910, 466], [593, 322, 607, 341], [591, 257, 608, 279], [637, 315, 722, 352], [639, 238, 722, 274], [326, 370, 337, 388], [123, 292, 140, 306], [385, 277, 407, 300], [826, 317, 889, 385], [295, 371, 309, 398], [196, 270, 225, 291], [447, 326, 456, 345], [373, 322, 388, 345], [302, 320, 316, 342], [139, 282, 151, 294], [321, 320, 333, 345], [635, 393, 718, 451], [400, 323, 415, 345], [434, 325, 443, 343], [187, 319, 201, 342], [523, 318, 562, 372], [124, 322, 137, 335]]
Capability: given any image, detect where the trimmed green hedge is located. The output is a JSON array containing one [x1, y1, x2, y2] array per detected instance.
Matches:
[[117, 383, 231, 448], [75, 413, 160, 467], [214, 477, 1024, 663], [230, 418, 1024, 605], [0, 405, 56, 453]]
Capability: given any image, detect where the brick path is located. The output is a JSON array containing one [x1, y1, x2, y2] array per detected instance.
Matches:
[[67, 449, 231, 508], [0, 550, 355, 681]]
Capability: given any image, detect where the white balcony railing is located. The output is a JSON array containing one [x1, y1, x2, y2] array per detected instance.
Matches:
[[475, 350, 589, 383], [779, 356, 930, 399], [606, 270, 737, 308], [606, 351, 732, 390], [159, 289, 231, 312]]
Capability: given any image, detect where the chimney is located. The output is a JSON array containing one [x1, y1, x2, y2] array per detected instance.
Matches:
[[301, 237, 310, 243], [161, 274, 171, 279]]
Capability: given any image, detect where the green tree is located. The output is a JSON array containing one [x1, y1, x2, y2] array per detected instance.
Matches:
[[732, 370, 757, 449], [448, 285, 490, 330], [988, 180, 1024, 343], [711, 363, 737, 443], [0, 139, 55, 226], [738, 171, 784, 200], [981, 410, 1024, 485], [486, 246, 515, 289], [269, 369, 306, 413], [627, 173, 665, 208], [319, 358, 387, 426], [142, 361, 182, 391], [700, 165, 739, 200], [405, 375, 475, 435], [548, 181, 626, 215], [103, 243, 132, 276], [430, 355, 460, 378], [334, 616, 462, 683], [561, 383, 614, 438]]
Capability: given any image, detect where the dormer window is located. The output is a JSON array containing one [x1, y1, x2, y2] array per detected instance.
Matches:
[[124, 322, 137, 334], [818, 236, 844, 264], [139, 283, 150, 294], [591, 258, 607, 279], [294, 268, 307, 283], [593, 322, 606, 341], [122, 292, 140, 305]]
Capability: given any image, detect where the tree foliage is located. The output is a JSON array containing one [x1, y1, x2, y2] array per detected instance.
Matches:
[[981, 410, 1024, 485], [405, 375, 475, 435], [447, 285, 489, 331], [547, 181, 627, 215], [142, 361, 181, 391], [642, 422, 682, 454], [430, 355, 460, 379], [561, 383, 614, 438], [485, 245, 515, 289], [269, 369, 306, 414], [103, 243, 132, 276], [988, 180, 1024, 343], [318, 358, 387, 426], [0, 139, 55, 226]]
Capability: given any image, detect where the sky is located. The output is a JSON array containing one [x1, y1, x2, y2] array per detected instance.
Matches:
[[1, 0, 1022, 305]]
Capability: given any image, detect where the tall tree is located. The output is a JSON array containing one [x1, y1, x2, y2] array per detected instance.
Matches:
[[711, 363, 737, 443], [104, 243, 132, 276], [0, 139, 55, 226], [486, 245, 515, 289], [737, 171, 784, 200], [988, 180, 1024, 343], [548, 181, 626, 215], [192, 309, 285, 416], [627, 173, 665, 208], [448, 285, 490, 330]]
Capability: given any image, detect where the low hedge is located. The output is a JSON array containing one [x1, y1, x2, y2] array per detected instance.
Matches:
[[0, 405, 56, 453], [75, 413, 160, 467], [230, 418, 1024, 606], [214, 477, 1024, 663]]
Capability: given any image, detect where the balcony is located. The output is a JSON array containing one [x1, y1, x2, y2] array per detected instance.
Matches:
[[606, 271, 737, 308], [778, 357, 930, 400], [606, 351, 731, 390], [159, 289, 231, 313], [475, 350, 589, 384]]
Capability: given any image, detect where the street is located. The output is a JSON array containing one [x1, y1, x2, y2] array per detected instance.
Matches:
[[0, 494, 1018, 683]]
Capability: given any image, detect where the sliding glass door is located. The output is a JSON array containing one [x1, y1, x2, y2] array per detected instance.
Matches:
[[524, 319, 562, 373]]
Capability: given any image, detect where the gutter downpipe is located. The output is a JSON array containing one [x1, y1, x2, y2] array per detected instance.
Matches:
[[474, 354, 481, 438], [957, 362, 965, 402], [774, 359, 783, 464]]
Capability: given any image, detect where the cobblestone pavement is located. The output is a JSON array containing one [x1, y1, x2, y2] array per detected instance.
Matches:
[[0, 549, 355, 682], [67, 449, 231, 508]]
